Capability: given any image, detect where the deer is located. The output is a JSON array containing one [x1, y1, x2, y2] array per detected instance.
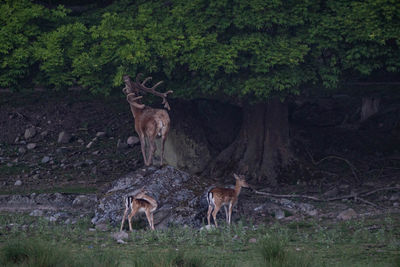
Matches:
[[122, 74, 173, 166], [120, 188, 158, 231], [206, 174, 249, 227]]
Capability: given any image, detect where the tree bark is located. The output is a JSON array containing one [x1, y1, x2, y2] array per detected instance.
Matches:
[[206, 97, 291, 185]]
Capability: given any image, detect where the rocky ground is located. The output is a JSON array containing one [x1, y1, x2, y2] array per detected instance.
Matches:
[[0, 91, 399, 230]]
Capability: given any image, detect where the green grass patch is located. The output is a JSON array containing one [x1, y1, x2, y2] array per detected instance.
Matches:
[[0, 213, 399, 266]]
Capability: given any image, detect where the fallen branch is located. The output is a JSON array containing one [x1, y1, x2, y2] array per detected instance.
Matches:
[[253, 186, 400, 207], [253, 189, 323, 201], [307, 151, 360, 182], [356, 197, 380, 208]]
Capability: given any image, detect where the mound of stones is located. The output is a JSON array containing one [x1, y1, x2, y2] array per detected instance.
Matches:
[[91, 166, 207, 229]]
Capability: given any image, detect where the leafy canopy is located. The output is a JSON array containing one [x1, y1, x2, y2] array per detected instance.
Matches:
[[0, 0, 399, 100]]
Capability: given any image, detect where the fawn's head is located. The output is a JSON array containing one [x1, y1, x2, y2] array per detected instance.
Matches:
[[233, 173, 249, 188]]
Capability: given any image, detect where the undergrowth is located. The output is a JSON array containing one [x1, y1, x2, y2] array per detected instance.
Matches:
[[0, 213, 399, 266]]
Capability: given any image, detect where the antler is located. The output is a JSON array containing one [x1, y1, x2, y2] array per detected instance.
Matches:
[[123, 75, 136, 94], [126, 94, 145, 109], [136, 73, 173, 110]]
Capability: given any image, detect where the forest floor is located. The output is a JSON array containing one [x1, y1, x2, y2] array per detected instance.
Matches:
[[0, 91, 399, 266]]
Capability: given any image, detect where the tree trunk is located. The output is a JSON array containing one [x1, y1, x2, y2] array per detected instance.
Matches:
[[206, 97, 291, 185]]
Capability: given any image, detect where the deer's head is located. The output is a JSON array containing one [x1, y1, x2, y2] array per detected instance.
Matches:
[[123, 74, 173, 110], [234, 173, 249, 188]]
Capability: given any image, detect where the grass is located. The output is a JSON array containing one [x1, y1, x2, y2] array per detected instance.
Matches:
[[0, 213, 399, 266]]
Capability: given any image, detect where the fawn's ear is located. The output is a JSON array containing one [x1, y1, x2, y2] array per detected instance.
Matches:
[[233, 173, 239, 180]]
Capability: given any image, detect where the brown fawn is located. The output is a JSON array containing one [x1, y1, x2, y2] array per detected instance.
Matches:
[[120, 189, 158, 231], [206, 174, 249, 227]]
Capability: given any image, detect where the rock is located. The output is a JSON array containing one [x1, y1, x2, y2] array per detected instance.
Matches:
[[58, 131, 72, 144], [89, 228, 96, 232], [297, 203, 315, 212], [127, 136, 140, 146], [337, 208, 357, 220], [323, 187, 339, 198], [24, 127, 36, 139], [40, 131, 48, 137], [30, 210, 44, 217], [306, 209, 318, 216], [117, 239, 127, 244], [96, 132, 106, 137], [275, 209, 285, 220], [200, 225, 215, 231], [18, 147, 26, 154], [46, 216, 57, 222], [249, 238, 257, 244], [389, 193, 400, 201], [111, 231, 129, 241], [72, 195, 97, 208], [86, 137, 98, 149], [14, 180, 22, 186], [117, 139, 128, 149], [156, 126, 212, 174], [95, 223, 109, 232], [393, 202, 399, 207], [41, 156, 50, 164], [92, 166, 202, 228], [26, 143, 37, 150]]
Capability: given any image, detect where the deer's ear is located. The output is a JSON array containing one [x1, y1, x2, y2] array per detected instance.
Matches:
[[233, 173, 239, 180]]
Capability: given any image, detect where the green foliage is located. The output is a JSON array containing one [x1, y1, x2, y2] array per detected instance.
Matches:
[[0, 0, 399, 99], [33, 22, 88, 89], [0, 0, 67, 89]]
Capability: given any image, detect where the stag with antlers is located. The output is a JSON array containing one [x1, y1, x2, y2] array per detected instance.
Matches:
[[122, 74, 173, 166]]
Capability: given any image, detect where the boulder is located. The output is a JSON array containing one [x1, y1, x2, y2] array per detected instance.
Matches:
[[58, 131, 72, 144], [157, 127, 212, 174], [72, 195, 97, 209], [24, 127, 36, 139], [26, 143, 37, 150], [91, 166, 205, 229], [41, 156, 50, 164], [111, 231, 129, 241], [337, 208, 357, 220], [18, 147, 26, 154], [127, 136, 140, 146]]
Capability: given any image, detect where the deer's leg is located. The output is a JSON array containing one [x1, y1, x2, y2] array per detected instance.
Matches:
[[147, 138, 156, 166], [228, 202, 233, 225], [224, 206, 229, 223], [139, 134, 148, 166], [128, 207, 138, 232], [120, 207, 128, 232], [150, 212, 155, 230], [207, 205, 213, 226], [212, 205, 221, 228], [160, 136, 166, 166], [144, 209, 153, 230]]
